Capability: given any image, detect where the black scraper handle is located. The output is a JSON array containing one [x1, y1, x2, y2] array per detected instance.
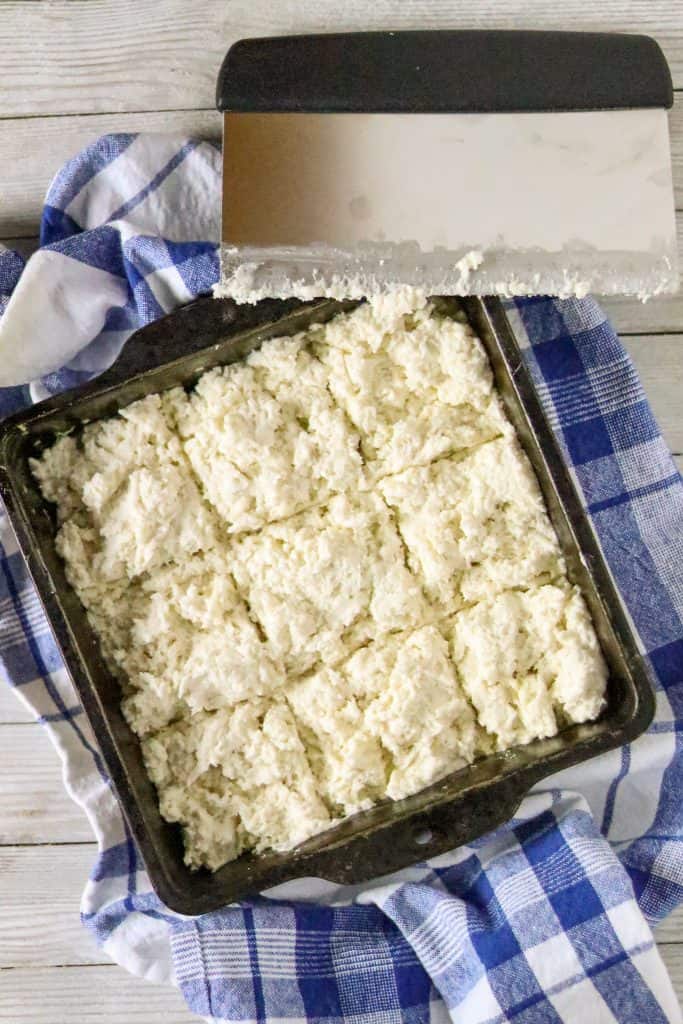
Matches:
[[216, 30, 673, 114]]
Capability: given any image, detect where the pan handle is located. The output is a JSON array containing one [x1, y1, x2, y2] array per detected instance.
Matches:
[[91, 293, 342, 393], [298, 773, 537, 888], [91, 294, 243, 391]]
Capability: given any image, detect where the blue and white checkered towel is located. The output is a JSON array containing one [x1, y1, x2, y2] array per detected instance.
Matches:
[[0, 133, 681, 1024]]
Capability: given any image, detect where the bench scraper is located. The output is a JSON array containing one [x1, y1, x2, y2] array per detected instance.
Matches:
[[215, 30, 678, 303]]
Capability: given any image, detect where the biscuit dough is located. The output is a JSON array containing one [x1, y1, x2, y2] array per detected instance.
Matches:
[[32, 299, 608, 871]]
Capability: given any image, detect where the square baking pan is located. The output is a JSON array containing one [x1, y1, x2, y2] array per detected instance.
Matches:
[[0, 294, 655, 915]]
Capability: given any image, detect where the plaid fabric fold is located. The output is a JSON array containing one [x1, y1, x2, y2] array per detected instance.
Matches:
[[0, 134, 681, 1024]]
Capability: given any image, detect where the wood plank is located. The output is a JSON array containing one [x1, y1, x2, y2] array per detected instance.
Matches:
[[670, 91, 683, 209], [0, 109, 221, 237], [658, 944, 683, 1010], [0, 949, 675, 1024], [604, 292, 683, 337], [672, 91, 683, 206], [602, 213, 683, 335], [656, 904, 683, 944], [0, 0, 681, 120], [0, 844, 102, 968], [0, 724, 93, 844], [0, 237, 39, 260], [0, 683, 33, 724], [0, 956, 677, 1024], [621, 335, 683, 454], [0, 4, 679, 1018], [0, 964, 193, 1023]]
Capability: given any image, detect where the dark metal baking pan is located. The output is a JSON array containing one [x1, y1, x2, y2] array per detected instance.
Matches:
[[0, 295, 655, 915]]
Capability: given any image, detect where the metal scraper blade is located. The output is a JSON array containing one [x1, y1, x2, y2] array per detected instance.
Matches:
[[217, 109, 678, 302]]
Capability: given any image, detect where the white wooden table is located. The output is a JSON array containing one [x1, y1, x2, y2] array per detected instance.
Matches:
[[0, 2, 681, 1020]]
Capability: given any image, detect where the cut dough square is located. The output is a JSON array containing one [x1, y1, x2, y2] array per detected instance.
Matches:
[[143, 700, 332, 869], [231, 491, 430, 674], [32, 390, 218, 581], [380, 436, 565, 612], [287, 624, 477, 811], [311, 299, 507, 476], [176, 335, 365, 532], [120, 553, 284, 735], [443, 584, 607, 751]]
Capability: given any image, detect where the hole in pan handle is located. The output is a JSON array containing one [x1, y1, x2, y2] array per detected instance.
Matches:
[[306, 774, 537, 887]]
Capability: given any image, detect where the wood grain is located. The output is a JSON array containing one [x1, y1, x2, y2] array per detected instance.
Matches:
[[621, 335, 683, 453], [0, 845, 101, 968], [658, 944, 683, 1004], [0, 682, 33, 723], [656, 905, 683, 944], [0, 964, 193, 1023], [673, 92, 683, 193], [603, 219, 683, 335], [0, 725, 93, 844], [0, 236, 40, 260], [604, 293, 683, 336], [0, 0, 681, 120]]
